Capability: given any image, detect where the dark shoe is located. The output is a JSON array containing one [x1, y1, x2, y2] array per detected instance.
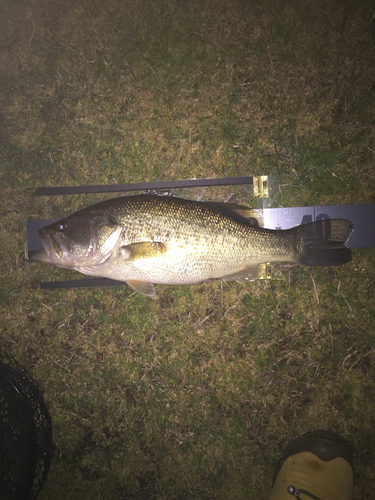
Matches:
[[270, 430, 354, 500]]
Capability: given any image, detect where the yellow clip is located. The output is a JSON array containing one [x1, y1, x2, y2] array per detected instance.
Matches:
[[253, 175, 269, 198], [259, 263, 272, 280]]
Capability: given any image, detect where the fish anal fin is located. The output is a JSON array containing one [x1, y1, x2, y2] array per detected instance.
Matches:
[[119, 242, 167, 261], [126, 279, 157, 297], [221, 263, 271, 283]]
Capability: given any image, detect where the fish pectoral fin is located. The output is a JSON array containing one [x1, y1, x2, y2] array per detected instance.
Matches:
[[119, 242, 167, 260], [221, 263, 271, 283], [126, 279, 157, 297]]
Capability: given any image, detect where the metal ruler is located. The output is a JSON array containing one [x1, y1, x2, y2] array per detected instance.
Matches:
[[25, 175, 374, 288], [27, 203, 374, 289]]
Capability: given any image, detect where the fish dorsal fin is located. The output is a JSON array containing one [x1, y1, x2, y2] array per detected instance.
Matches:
[[220, 263, 271, 283], [126, 279, 157, 297], [206, 202, 264, 227], [119, 242, 167, 260]]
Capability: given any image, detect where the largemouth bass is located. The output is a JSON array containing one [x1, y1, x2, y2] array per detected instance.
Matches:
[[28, 194, 353, 296]]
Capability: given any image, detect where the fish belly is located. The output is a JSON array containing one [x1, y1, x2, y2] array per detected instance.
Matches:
[[97, 231, 284, 285]]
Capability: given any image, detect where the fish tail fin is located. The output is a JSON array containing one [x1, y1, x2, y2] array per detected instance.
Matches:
[[298, 219, 354, 266]]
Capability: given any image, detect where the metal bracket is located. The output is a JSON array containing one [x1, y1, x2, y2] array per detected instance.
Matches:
[[253, 175, 269, 198]]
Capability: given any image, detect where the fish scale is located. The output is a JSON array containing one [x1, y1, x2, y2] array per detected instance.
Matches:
[[105, 197, 293, 282]]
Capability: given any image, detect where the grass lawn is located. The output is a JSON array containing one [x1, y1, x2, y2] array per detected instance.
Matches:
[[1, 0, 375, 498]]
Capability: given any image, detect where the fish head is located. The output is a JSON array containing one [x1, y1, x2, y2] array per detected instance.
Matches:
[[34, 210, 123, 269]]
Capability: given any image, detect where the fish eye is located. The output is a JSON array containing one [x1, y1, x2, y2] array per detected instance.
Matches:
[[106, 216, 118, 228], [58, 222, 67, 232]]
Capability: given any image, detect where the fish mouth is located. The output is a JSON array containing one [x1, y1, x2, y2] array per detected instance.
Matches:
[[38, 228, 70, 262]]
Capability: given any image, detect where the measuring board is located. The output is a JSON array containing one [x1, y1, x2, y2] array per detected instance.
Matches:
[[26, 203, 374, 289]]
